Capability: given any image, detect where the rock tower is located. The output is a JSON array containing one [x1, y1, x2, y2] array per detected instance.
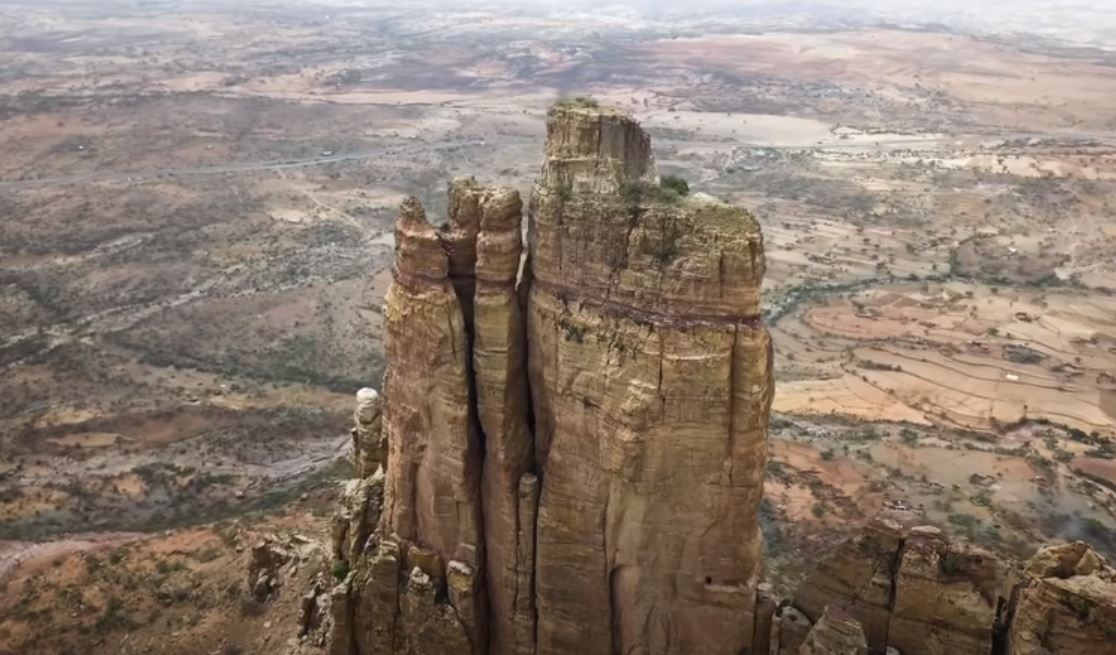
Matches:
[[325, 102, 773, 655], [526, 104, 771, 655], [315, 102, 1116, 655]]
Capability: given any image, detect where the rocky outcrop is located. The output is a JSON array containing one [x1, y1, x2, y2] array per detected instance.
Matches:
[[771, 605, 814, 655], [527, 101, 771, 655], [351, 387, 384, 478], [248, 537, 294, 601], [332, 388, 386, 567], [793, 519, 905, 652], [319, 102, 772, 655], [382, 195, 483, 583], [381, 192, 487, 652], [797, 607, 868, 655], [310, 100, 1116, 655], [332, 471, 384, 566], [1005, 542, 1116, 655], [792, 521, 1116, 655], [887, 527, 1001, 655]]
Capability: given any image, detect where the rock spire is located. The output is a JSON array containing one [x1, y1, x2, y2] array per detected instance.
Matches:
[[323, 101, 773, 655]]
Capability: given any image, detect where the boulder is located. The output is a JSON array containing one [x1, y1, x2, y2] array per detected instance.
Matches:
[[798, 607, 868, 655]]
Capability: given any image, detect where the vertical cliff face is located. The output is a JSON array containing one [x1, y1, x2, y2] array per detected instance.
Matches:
[[382, 195, 483, 574], [322, 103, 773, 655], [472, 184, 536, 655], [379, 193, 487, 653], [526, 105, 771, 655], [788, 521, 1116, 655], [797, 607, 869, 655], [312, 103, 1116, 655]]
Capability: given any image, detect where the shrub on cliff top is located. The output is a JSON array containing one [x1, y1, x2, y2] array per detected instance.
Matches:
[[621, 181, 682, 206], [551, 96, 600, 113], [660, 174, 690, 196]]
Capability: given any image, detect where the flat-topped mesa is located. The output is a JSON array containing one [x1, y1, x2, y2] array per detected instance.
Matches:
[[541, 102, 658, 194], [531, 104, 765, 322], [526, 103, 773, 655]]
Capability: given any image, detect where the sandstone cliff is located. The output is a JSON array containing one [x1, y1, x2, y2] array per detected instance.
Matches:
[[797, 607, 868, 655], [787, 520, 1116, 655], [527, 103, 771, 655], [310, 102, 1116, 655], [320, 102, 773, 655]]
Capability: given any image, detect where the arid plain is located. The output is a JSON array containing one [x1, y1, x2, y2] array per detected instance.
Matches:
[[1, 1, 1115, 653]]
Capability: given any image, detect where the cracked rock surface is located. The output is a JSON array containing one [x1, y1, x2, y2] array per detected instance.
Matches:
[[322, 103, 773, 655], [313, 103, 1115, 655]]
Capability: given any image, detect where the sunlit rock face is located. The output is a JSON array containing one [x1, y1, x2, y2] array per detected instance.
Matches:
[[315, 102, 1116, 655], [526, 104, 772, 655], [789, 519, 1116, 655], [325, 102, 773, 655]]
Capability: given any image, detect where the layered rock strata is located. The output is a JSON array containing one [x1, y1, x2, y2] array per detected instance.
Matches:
[[381, 192, 487, 653], [787, 519, 1116, 655], [526, 105, 771, 655], [1006, 541, 1116, 654], [324, 103, 773, 655], [797, 607, 869, 655], [351, 387, 384, 478], [315, 102, 1116, 655], [471, 185, 537, 655]]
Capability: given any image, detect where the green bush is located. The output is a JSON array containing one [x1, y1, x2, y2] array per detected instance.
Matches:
[[621, 181, 682, 206], [660, 175, 690, 196], [551, 96, 600, 112], [948, 512, 981, 529], [331, 559, 350, 580], [940, 552, 966, 576]]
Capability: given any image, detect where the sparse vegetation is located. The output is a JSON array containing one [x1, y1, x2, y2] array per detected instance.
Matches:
[[659, 175, 690, 197], [331, 559, 350, 580], [940, 552, 966, 576], [551, 96, 600, 113], [4, 4, 1116, 650], [621, 181, 685, 206]]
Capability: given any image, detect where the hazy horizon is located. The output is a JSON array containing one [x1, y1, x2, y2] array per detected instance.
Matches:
[[7, 0, 1115, 49]]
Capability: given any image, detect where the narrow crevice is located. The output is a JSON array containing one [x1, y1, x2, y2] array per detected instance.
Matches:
[[656, 331, 665, 418], [609, 565, 623, 655], [725, 327, 739, 485], [992, 579, 1026, 655], [603, 480, 618, 655], [717, 251, 725, 300], [342, 580, 358, 655], [390, 561, 403, 653], [881, 536, 908, 653]]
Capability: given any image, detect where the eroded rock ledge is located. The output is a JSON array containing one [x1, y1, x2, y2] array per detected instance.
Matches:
[[311, 104, 1116, 655]]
